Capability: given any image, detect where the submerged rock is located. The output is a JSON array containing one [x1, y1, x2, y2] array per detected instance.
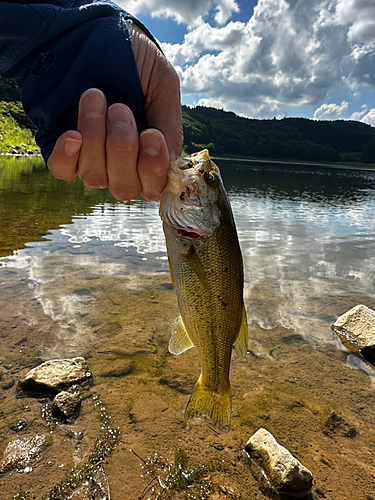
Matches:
[[0, 434, 52, 473], [332, 304, 375, 362], [52, 391, 81, 419], [245, 428, 313, 498], [20, 357, 92, 395]]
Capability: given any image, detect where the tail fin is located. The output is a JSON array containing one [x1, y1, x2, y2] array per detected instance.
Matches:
[[184, 375, 231, 432]]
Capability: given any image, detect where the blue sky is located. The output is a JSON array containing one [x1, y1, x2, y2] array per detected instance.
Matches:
[[119, 0, 375, 126]]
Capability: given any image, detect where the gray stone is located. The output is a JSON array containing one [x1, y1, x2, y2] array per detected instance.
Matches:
[[20, 357, 92, 395], [0, 434, 52, 473], [245, 428, 313, 498], [332, 304, 375, 361], [52, 391, 81, 419]]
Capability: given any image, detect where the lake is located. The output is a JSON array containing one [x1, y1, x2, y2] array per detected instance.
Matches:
[[1, 156, 375, 499]]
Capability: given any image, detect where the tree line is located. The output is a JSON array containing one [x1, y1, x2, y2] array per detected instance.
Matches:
[[1, 75, 375, 163], [183, 105, 375, 163]]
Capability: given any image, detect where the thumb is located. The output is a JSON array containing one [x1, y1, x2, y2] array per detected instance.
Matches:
[[145, 64, 183, 160], [131, 26, 183, 160]]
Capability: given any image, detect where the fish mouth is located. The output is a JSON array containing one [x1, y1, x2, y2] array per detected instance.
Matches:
[[160, 150, 221, 237], [176, 228, 202, 239], [177, 150, 210, 172]]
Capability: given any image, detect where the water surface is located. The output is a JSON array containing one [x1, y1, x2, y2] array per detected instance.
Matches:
[[1, 156, 375, 499]]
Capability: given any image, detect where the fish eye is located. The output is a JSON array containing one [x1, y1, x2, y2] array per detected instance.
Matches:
[[203, 171, 218, 185]]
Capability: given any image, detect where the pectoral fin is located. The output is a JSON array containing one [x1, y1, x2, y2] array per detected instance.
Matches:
[[234, 306, 248, 359], [169, 316, 195, 355], [181, 245, 208, 289]]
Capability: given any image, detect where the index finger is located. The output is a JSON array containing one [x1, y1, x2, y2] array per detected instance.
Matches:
[[47, 130, 82, 181]]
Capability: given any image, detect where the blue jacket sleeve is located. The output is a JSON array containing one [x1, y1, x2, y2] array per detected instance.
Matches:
[[0, 0, 155, 163]]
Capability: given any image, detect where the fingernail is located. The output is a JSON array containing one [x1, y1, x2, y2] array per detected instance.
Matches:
[[141, 130, 162, 157], [64, 137, 82, 156], [82, 89, 106, 117], [107, 103, 132, 128]]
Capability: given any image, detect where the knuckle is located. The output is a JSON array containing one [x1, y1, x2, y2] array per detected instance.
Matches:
[[80, 174, 108, 189], [65, 173, 77, 182], [149, 163, 168, 178], [110, 186, 141, 201], [49, 167, 77, 182], [107, 137, 138, 160], [109, 148, 131, 162], [142, 191, 160, 202]]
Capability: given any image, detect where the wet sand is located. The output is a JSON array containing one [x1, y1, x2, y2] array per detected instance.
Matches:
[[1, 255, 375, 499]]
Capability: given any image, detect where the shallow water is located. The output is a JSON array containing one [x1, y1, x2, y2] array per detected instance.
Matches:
[[1, 156, 375, 499]]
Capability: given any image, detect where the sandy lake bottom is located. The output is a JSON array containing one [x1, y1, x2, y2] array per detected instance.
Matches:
[[1, 254, 375, 500]]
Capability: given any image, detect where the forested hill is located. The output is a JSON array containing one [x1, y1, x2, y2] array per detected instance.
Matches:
[[1, 75, 375, 163], [182, 105, 375, 163]]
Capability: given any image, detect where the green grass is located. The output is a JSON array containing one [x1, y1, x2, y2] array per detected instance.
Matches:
[[0, 101, 39, 154], [13, 493, 31, 500], [134, 447, 228, 499]]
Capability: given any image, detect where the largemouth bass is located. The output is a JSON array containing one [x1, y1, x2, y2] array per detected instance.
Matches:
[[159, 150, 247, 431]]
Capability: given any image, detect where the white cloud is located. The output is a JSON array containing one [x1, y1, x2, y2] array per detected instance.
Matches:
[[159, 0, 375, 118], [313, 101, 348, 120], [361, 108, 375, 126], [350, 104, 367, 121], [349, 105, 375, 126], [161, 21, 247, 66], [197, 97, 226, 109], [335, 0, 375, 45], [214, 0, 239, 24], [117, 0, 239, 26], [120, 0, 375, 119]]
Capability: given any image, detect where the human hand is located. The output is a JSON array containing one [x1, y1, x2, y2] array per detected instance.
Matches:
[[47, 25, 183, 202]]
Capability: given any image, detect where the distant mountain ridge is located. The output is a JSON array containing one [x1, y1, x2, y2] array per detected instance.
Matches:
[[182, 105, 375, 163]]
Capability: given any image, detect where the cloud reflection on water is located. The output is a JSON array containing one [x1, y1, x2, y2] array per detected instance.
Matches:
[[1, 161, 375, 376]]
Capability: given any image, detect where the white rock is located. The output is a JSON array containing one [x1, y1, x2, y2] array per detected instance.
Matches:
[[332, 304, 375, 351], [245, 428, 313, 498], [20, 357, 91, 394]]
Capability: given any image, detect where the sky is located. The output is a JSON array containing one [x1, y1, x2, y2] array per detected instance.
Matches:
[[117, 0, 375, 126]]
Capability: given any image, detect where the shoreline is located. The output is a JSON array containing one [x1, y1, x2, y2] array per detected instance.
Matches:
[[0, 151, 41, 157], [2, 151, 375, 172], [212, 155, 375, 171]]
